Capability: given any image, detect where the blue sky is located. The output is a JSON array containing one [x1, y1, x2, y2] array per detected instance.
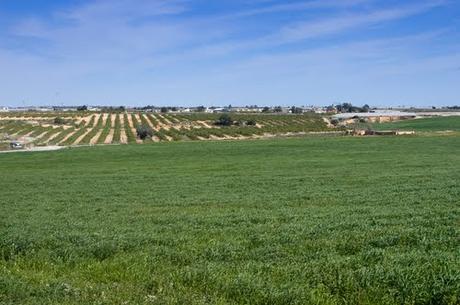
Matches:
[[0, 0, 459, 107]]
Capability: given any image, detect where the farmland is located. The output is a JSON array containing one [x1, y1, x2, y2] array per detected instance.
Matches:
[[0, 112, 331, 148], [371, 116, 460, 132], [1, 136, 459, 305]]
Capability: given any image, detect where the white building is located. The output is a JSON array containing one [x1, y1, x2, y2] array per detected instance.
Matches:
[[0, 106, 9, 112]]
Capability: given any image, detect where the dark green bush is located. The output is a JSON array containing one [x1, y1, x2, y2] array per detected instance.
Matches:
[[215, 114, 233, 126], [53, 117, 66, 125], [136, 124, 153, 140]]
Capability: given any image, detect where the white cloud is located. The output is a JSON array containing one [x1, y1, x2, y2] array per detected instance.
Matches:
[[0, 0, 457, 106]]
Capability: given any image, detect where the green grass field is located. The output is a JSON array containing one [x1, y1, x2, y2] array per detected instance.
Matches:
[[372, 116, 460, 132], [1, 136, 459, 304]]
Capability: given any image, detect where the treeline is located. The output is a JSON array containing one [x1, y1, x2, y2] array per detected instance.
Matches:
[[329, 103, 371, 113]]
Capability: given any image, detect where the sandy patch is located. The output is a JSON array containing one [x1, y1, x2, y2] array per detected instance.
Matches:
[[107, 114, 114, 127], [34, 130, 50, 140], [75, 115, 93, 125], [45, 130, 64, 143], [103, 113, 109, 125], [134, 113, 143, 126], [323, 117, 334, 128], [167, 115, 180, 123], [72, 128, 93, 145], [90, 129, 103, 145], [105, 129, 114, 144], [58, 130, 78, 145], [141, 113, 156, 130], [120, 129, 127, 144], [24, 130, 35, 137], [157, 114, 174, 125], [152, 114, 170, 130], [197, 120, 212, 128], [126, 114, 142, 144], [125, 114, 138, 135]]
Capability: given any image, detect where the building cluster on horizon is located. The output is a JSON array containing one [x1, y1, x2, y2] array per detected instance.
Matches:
[[0, 104, 458, 114], [0, 105, 330, 114]]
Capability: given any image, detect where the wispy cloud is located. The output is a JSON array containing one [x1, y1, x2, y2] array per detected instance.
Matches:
[[272, 0, 447, 43], [0, 0, 458, 106], [165, 1, 448, 59], [224, 0, 376, 19]]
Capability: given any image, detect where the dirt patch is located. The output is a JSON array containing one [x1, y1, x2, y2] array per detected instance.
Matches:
[[105, 129, 114, 144], [35, 130, 50, 140], [323, 117, 334, 128], [141, 113, 155, 130], [58, 130, 78, 145], [197, 120, 212, 128], [90, 129, 103, 145], [119, 115, 128, 144], [157, 114, 174, 125], [72, 128, 92, 145], [125, 114, 139, 139], [102, 113, 108, 126], [109, 114, 115, 127]]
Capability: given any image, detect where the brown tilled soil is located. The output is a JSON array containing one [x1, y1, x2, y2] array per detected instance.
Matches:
[[109, 114, 116, 127], [90, 129, 103, 145], [118, 115, 128, 144], [323, 117, 334, 128], [58, 130, 78, 145], [125, 114, 139, 139], [102, 113, 108, 125], [120, 130, 128, 144], [157, 114, 173, 125], [168, 116, 181, 123], [73, 128, 93, 145], [105, 129, 114, 144], [75, 115, 93, 125], [152, 115, 170, 131], [0, 117, 50, 121], [141, 114, 158, 131], [134, 113, 143, 126], [35, 130, 50, 140], [197, 120, 212, 128], [45, 130, 63, 143]]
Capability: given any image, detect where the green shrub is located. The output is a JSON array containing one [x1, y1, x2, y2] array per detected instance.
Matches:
[[53, 117, 67, 125], [136, 125, 153, 140], [215, 114, 233, 126]]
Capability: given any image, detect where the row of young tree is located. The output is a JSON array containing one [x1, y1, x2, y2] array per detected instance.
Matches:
[[134, 113, 258, 140]]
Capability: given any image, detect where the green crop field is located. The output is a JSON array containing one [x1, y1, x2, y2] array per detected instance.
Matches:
[[0, 136, 459, 305], [372, 116, 460, 132]]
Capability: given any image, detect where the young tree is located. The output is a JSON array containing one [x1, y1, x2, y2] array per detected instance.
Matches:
[[136, 125, 153, 140], [54, 117, 66, 125], [215, 114, 233, 126]]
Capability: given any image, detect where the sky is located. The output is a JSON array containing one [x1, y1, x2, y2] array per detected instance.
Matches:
[[0, 0, 459, 107]]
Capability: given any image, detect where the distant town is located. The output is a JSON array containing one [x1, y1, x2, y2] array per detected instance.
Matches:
[[1, 103, 459, 114]]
